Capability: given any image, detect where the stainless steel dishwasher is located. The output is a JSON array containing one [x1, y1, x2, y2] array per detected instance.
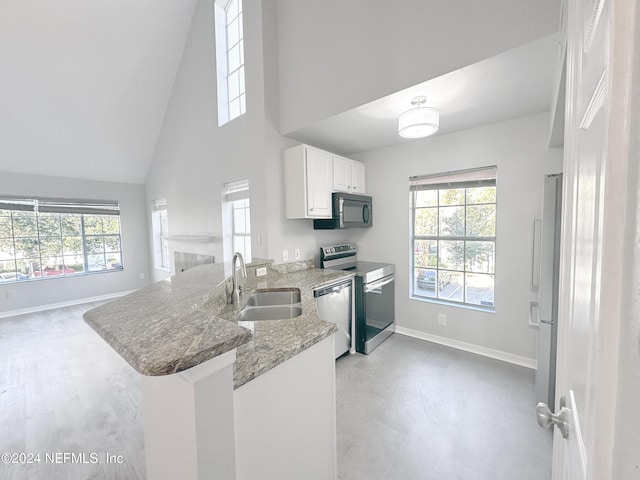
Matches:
[[314, 279, 353, 358]]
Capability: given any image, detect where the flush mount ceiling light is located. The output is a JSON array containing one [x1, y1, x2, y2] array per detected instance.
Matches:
[[398, 96, 439, 139]]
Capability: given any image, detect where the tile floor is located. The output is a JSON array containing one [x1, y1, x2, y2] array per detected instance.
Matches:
[[0, 303, 551, 479]]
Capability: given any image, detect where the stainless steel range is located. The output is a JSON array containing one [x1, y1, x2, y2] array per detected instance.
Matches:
[[320, 243, 395, 354]]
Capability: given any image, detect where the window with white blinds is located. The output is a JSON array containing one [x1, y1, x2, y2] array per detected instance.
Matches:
[[0, 197, 123, 283], [409, 166, 497, 310]]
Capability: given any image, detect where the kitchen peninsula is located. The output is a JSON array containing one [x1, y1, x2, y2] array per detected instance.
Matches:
[[84, 260, 353, 480]]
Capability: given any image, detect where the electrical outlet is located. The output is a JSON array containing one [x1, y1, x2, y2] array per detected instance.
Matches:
[[255, 267, 267, 277], [294, 248, 301, 260], [139, 273, 145, 280], [5, 290, 16, 299], [282, 250, 289, 262], [438, 313, 447, 326]]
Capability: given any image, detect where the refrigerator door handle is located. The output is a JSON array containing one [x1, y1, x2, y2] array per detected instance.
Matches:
[[531, 218, 542, 292], [538, 175, 558, 323]]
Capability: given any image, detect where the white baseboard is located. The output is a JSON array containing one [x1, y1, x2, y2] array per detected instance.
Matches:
[[394, 325, 537, 370], [0, 290, 136, 319]]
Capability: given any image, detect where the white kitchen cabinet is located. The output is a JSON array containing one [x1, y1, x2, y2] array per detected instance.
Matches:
[[333, 155, 366, 194], [284, 144, 333, 219], [350, 159, 366, 193]]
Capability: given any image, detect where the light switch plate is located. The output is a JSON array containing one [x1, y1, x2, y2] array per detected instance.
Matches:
[[282, 250, 289, 262]]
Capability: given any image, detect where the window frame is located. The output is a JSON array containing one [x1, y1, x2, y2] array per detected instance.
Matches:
[[231, 196, 251, 261], [0, 197, 123, 283], [152, 199, 170, 271], [215, 0, 246, 126], [222, 179, 251, 263], [409, 167, 497, 311]]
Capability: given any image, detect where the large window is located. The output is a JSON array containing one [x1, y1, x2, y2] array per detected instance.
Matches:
[[215, 0, 246, 126], [410, 167, 497, 310], [0, 197, 122, 283]]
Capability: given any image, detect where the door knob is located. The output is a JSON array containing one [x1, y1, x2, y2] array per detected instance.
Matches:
[[536, 397, 570, 439]]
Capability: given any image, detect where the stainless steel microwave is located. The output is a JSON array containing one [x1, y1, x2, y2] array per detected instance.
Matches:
[[313, 193, 372, 229]]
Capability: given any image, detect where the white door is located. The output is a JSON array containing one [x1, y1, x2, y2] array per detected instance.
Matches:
[[547, 0, 640, 478]]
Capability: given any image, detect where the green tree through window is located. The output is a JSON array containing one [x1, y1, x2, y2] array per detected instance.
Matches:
[[0, 198, 122, 282], [410, 167, 497, 309]]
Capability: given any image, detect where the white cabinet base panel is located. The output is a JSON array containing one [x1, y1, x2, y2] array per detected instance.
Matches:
[[234, 336, 337, 480], [141, 350, 237, 480]]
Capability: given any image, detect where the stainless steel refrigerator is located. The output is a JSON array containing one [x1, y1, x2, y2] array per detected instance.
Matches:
[[534, 174, 562, 407]]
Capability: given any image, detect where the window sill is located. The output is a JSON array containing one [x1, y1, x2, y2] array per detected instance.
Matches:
[[409, 294, 495, 314], [155, 267, 171, 273]]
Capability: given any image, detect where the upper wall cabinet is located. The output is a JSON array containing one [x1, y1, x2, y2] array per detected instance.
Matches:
[[333, 155, 366, 194], [284, 145, 333, 219]]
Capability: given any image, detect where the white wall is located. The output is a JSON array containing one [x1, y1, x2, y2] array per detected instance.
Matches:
[[352, 113, 562, 360], [145, 0, 271, 282], [261, 0, 372, 264], [0, 172, 149, 313], [146, 0, 355, 276], [275, 0, 561, 135]]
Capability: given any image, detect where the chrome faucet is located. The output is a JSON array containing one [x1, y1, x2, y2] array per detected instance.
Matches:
[[231, 252, 247, 304]]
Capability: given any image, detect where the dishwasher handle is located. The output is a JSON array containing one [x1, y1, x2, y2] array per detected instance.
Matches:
[[314, 280, 352, 298]]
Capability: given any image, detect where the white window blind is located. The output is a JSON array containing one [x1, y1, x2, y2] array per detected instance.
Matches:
[[223, 179, 250, 201], [0, 197, 120, 215], [152, 198, 167, 211], [410, 166, 497, 191]]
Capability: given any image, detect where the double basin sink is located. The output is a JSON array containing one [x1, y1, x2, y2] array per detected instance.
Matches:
[[235, 288, 303, 321]]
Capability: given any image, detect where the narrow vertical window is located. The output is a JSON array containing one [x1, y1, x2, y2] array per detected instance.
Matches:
[[222, 180, 251, 262], [410, 166, 497, 310], [152, 199, 170, 270], [215, 0, 246, 126]]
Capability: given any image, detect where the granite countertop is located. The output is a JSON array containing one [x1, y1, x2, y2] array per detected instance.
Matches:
[[214, 266, 354, 388], [83, 260, 353, 388]]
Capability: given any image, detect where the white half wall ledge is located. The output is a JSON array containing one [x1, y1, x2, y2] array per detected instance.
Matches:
[[0, 290, 136, 319], [163, 235, 221, 256], [394, 326, 537, 370], [161, 235, 218, 243]]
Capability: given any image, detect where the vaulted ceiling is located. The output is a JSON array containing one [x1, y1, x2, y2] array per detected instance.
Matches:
[[0, 0, 560, 185], [0, 0, 197, 184]]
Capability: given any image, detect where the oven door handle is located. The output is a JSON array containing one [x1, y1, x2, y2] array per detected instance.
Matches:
[[364, 274, 395, 293]]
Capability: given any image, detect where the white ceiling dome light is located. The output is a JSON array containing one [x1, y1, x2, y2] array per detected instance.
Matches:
[[398, 96, 439, 138]]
